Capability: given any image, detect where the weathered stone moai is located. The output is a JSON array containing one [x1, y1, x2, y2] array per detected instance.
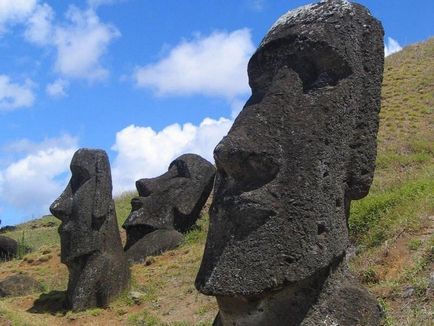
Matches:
[[123, 154, 215, 263], [195, 1, 384, 325], [50, 149, 129, 311]]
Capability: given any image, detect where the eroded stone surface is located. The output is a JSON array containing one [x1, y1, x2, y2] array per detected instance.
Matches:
[[123, 154, 215, 262], [195, 1, 384, 325], [50, 149, 130, 311]]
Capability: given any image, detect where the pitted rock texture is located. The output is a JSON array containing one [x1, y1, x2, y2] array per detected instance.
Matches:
[[50, 149, 130, 311], [123, 154, 215, 262], [195, 0, 384, 325]]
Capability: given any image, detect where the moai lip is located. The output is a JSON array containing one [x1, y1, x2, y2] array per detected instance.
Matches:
[[195, 1, 384, 325]]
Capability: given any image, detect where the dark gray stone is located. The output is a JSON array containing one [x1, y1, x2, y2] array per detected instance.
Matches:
[[50, 148, 130, 311], [0, 274, 42, 297], [123, 154, 215, 262], [0, 235, 17, 261], [125, 229, 184, 263], [195, 1, 384, 325]]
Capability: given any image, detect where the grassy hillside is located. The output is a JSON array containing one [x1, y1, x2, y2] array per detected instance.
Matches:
[[348, 37, 434, 325], [0, 38, 433, 325]]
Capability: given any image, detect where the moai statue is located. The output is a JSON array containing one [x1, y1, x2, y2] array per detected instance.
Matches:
[[123, 154, 215, 263], [195, 1, 384, 325], [50, 149, 130, 311]]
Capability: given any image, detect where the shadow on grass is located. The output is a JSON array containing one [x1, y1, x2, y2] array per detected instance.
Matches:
[[28, 290, 67, 314]]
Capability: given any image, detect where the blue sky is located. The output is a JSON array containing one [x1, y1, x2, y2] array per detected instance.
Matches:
[[0, 0, 433, 225]]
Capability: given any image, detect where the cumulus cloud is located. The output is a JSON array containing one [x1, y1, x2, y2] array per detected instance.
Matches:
[[24, 3, 54, 45], [134, 29, 254, 99], [0, 0, 37, 33], [23, 3, 120, 82], [111, 117, 232, 193], [46, 79, 69, 98], [52, 6, 120, 81], [385, 37, 402, 57], [0, 75, 35, 111], [0, 135, 78, 217]]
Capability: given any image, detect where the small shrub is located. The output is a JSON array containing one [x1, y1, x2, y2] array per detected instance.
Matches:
[[408, 239, 423, 251], [127, 310, 161, 326], [360, 268, 379, 284], [16, 231, 31, 259]]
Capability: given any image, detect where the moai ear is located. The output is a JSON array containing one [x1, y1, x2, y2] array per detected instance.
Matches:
[[347, 18, 384, 200], [92, 151, 112, 229]]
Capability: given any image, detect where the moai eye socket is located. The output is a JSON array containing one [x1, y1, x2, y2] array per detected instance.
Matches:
[[214, 144, 279, 193], [70, 164, 91, 193], [169, 159, 191, 178], [249, 37, 353, 94]]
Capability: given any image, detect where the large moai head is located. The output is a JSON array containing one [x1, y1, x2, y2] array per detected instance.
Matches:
[[196, 0, 383, 322], [50, 149, 129, 310], [123, 153, 215, 260], [50, 149, 116, 263]]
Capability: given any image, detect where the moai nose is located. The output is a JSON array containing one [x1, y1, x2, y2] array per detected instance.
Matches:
[[214, 140, 279, 193], [49, 195, 72, 221]]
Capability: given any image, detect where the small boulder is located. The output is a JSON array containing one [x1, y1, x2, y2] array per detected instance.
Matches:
[[0, 274, 43, 297], [0, 235, 18, 261]]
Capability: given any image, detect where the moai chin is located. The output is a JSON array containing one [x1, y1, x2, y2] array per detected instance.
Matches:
[[50, 148, 130, 311], [195, 1, 384, 325], [123, 153, 215, 263]]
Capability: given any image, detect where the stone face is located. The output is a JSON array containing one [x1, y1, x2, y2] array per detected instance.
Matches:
[[0, 274, 43, 297], [195, 1, 384, 325], [50, 149, 130, 311], [0, 235, 17, 261], [123, 154, 215, 262]]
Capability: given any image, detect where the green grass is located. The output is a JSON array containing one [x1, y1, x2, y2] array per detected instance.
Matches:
[[349, 167, 434, 248], [115, 191, 137, 226], [4, 215, 60, 252]]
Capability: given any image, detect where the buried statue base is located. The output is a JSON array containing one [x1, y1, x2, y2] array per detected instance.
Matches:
[[213, 256, 381, 325]]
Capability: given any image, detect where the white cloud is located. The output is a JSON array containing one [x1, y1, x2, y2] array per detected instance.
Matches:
[[87, 0, 119, 9], [3, 134, 77, 153], [24, 3, 54, 45], [0, 135, 78, 216], [250, 0, 265, 12], [134, 29, 254, 99], [46, 79, 69, 98], [0, 75, 35, 111], [22, 3, 120, 82], [0, 0, 37, 33], [111, 117, 233, 193], [52, 6, 120, 81], [385, 37, 402, 57]]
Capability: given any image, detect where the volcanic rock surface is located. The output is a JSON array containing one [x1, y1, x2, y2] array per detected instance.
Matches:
[[195, 0, 384, 325], [123, 154, 215, 263]]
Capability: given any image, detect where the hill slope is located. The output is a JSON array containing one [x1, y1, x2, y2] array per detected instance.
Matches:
[[0, 38, 433, 325]]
